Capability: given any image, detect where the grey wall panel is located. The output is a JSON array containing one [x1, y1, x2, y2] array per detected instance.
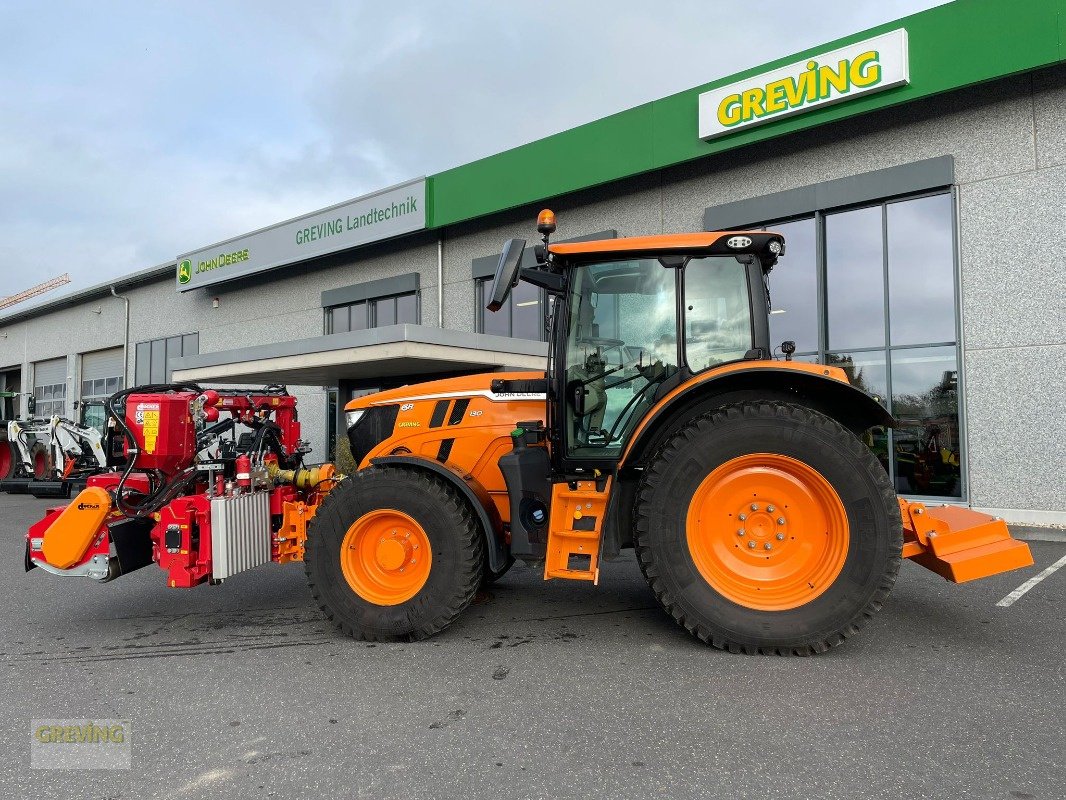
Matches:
[[703, 157, 954, 230], [1033, 63, 1066, 170], [289, 386, 327, 463], [958, 165, 1066, 351], [321, 273, 420, 309], [964, 344, 1066, 512]]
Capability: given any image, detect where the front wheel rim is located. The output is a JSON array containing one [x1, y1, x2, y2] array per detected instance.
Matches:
[[340, 509, 432, 605], [686, 453, 849, 611]]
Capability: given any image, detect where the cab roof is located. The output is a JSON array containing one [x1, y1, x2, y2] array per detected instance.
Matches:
[[547, 231, 783, 262]]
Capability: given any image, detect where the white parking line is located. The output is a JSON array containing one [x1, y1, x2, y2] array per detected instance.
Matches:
[[996, 552, 1066, 607]]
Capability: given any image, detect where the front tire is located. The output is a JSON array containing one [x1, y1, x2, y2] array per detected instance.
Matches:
[[634, 401, 901, 655], [305, 467, 485, 641]]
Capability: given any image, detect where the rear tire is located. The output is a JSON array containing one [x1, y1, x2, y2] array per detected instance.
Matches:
[[31, 445, 48, 479], [305, 467, 485, 641], [634, 400, 901, 655], [0, 440, 14, 480]]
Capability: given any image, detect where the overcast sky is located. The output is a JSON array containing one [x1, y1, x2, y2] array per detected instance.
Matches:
[[0, 0, 948, 305]]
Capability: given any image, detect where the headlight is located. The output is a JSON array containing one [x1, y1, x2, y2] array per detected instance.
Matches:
[[345, 409, 365, 429]]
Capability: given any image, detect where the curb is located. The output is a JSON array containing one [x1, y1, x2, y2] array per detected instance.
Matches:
[[1009, 526, 1066, 543]]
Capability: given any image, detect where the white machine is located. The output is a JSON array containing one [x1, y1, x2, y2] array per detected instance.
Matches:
[[8, 415, 106, 480]]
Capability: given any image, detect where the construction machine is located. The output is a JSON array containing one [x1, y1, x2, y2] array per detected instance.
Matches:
[[21, 212, 1034, 654], [2, 411, 110, 497]]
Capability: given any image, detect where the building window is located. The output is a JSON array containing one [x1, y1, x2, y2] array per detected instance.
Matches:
[[81, 376, 124, 432], [34, 382, 66, 418], [758, 191, 961, 498], [134, 333, 199, 385], [475, 278, 547, 341], [327, 291, 419, 333]]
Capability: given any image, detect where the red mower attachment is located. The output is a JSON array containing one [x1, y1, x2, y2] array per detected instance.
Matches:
[[24, 384, 341, 587]]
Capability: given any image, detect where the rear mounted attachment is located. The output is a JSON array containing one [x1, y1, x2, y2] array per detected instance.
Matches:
[[900, 500, 1033, 582]]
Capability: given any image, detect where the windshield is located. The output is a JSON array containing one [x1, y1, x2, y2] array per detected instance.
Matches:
[[564, 256, 754, 457]]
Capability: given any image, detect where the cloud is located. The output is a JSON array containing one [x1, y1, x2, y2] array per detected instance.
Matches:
[[0, 0, 948, 305]]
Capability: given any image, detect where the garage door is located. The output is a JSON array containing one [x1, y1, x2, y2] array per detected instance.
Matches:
[[81, 348, 124, 431], [33, 357, 67, 418], [81, 348, 124, 399]]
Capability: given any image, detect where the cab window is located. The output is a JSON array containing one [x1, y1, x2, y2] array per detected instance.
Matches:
[[564, 258, 677, 457], [684, 258, 754, 371]]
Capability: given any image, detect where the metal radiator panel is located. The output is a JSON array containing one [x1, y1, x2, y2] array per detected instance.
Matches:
[[210, 492, 272, 580]]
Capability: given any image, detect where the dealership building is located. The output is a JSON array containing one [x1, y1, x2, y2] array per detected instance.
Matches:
[[1, 0, 1063, 525]]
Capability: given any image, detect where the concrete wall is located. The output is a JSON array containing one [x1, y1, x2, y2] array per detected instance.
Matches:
[[1, 65, 1062, 520]]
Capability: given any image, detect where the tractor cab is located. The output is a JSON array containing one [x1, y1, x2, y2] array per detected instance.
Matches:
[[488, 210, 786, 470]]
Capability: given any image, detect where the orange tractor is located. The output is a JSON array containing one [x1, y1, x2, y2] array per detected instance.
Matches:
[[23, 211, 1033, 655], [305, 211, 1032, 654]]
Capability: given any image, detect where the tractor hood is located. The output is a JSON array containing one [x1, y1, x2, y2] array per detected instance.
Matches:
[[345, 371, 546, 411]]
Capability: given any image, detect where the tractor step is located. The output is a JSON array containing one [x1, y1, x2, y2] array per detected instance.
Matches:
[[900, 501, 1033, 583], [544, 478, 612, 583]]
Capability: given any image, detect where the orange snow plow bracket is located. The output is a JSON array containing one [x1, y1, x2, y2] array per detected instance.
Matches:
[[899, 500, 1033, 583]]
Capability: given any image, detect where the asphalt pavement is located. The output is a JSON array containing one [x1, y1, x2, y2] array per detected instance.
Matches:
[[0, 492, 1062, 800]]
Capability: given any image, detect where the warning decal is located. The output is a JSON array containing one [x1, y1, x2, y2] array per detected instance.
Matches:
[[142, 410, 160, 454], [135, 403, 161, 454]]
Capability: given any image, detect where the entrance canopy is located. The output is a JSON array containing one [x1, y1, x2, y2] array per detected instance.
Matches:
[[171, 325, 547, 387]]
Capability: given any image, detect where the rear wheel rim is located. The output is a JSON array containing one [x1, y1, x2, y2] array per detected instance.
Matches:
[[686, 453, 849, 611], [33, 451, 47, 479], [0, 444, 10, 478], [340, 509, 432, 605]]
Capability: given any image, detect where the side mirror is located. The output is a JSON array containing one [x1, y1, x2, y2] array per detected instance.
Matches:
[[27, 395, 36, 416], [487, 238, 527, 313]]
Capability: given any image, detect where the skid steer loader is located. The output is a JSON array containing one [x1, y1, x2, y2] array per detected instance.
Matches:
[[304, 211, 1033, 654]]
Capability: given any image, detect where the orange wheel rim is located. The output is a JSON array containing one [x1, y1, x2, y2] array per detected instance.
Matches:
[[340, 509, 432, 605], [686, 453, 849, 611]]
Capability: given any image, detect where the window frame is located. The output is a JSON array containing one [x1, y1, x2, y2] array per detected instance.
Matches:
[[474, 277, 549, 341], [325, 291, 419, 334], [738, 188, 965, 501], [134, 332, 199, 385], [680, 257, 759, 375]]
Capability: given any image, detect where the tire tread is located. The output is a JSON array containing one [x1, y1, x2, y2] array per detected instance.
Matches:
[[304, 466, 485, 642], [633, 400, 902, 656]]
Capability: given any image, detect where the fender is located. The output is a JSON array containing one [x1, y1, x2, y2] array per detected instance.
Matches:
[[370, 454, 509, 573], [621, 362, 895, 468]]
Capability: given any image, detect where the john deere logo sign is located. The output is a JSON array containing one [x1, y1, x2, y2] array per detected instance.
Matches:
[[698, 29, 908, 140], [175, 178, 426, 291]]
